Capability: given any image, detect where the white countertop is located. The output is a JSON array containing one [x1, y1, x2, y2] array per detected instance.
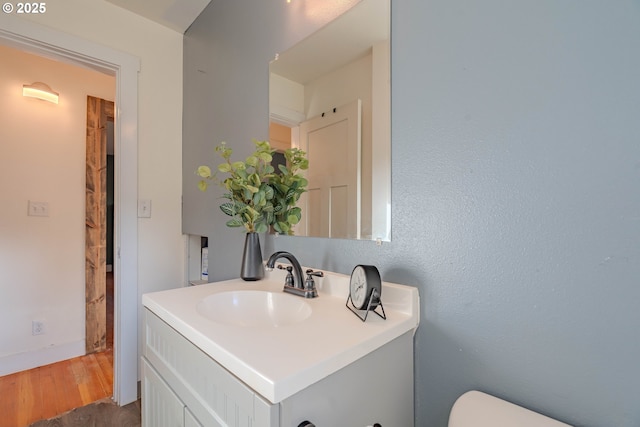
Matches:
[[142, 265, 420, 404]]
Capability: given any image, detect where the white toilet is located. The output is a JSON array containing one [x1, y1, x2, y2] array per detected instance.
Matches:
[[449, 390, 572, 427]]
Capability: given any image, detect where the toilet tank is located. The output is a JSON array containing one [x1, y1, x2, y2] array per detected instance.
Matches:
[[449, 391, 572, 427]]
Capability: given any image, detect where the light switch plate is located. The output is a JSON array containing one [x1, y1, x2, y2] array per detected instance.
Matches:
[[138, 199, 152, 218], [28, 200, 49, 217]]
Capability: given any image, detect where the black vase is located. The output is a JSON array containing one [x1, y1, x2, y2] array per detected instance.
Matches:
[[240, 232, 264, 281]]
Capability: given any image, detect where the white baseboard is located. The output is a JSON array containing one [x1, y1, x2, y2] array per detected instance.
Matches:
[[0, 340, 86, 376]]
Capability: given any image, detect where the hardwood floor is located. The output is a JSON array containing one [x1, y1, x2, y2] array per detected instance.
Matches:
[[0, 350, 114, 427], [0, 273, 116, 427]]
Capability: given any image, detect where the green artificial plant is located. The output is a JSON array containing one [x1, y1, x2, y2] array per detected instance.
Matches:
[[270, 147, 308, 235], [196, 139, 308, 235]]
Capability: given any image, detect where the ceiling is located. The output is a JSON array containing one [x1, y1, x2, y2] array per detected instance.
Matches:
[[269, 0, 388, 84], [104, 0, 211, 33], [104, 0, 388, 83]]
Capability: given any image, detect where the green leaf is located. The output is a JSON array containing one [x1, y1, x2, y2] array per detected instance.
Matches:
[[249, 173, 261, 187], [245, 156, 258, 167], [277, 221, 290, 232], [216, 142, 232, 159], [246, 206, 259, 218], [258, 152, 273, 163], [236, 169, 248, 180], [274, 182, 288, 195], [234, 200, 248, 212], [197, 180, 208, 192], [287, 214, 300, 225], [278, 164, 289, 175], [218, 163, 231, 173], [232, 161, 246, 170], [255, 222, 268, 233], [263, 184, 274, 200], [196, 166, 211, 178], [289, 207, 301, 218], [254, 139, 270, 151], [252, 190, 263, 206], [220, 202, 235, 216], [226, 218, 244, 227]]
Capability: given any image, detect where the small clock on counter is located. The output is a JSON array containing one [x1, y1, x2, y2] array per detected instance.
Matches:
[[346, 264, 386, 322]]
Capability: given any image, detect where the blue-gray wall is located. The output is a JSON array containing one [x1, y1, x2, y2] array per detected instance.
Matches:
[[183, 0, 640, 425]]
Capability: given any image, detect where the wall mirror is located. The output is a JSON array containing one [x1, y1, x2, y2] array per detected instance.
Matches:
[[269, 0, 390, 241]]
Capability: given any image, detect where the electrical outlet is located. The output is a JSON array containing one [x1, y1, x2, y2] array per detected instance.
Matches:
[[32, 320, 45, 336]]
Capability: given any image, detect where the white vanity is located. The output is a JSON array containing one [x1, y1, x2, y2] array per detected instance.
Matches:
[[141, 265, 419, 427]]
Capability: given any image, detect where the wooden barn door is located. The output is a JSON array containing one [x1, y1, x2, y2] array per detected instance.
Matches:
[[85, 96, 114, 354]]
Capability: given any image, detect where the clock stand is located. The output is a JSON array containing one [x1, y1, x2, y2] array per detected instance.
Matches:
[[346, 288, 387, 322]]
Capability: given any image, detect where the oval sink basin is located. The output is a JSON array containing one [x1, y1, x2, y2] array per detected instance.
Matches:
[[196, 290, 312, 327]]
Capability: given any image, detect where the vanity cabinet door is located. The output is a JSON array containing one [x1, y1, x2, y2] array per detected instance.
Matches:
[[144, 309, 279, 427], [142, 358, 185, 427]]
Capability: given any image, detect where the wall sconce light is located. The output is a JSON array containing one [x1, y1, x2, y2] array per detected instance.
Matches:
[[22, 82, 59, 104]]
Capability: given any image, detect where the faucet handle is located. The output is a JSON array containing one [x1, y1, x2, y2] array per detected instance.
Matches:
[[304, 269, 323, 291], [280, 265, 294, 287], [305, 269, 323, 278]]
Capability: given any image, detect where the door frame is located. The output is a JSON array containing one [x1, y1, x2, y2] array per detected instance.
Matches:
[[0, 16, 140, 405]]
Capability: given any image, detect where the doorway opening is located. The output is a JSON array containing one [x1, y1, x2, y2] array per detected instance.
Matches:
[[0, 17, 140, 406], [0, 51, 117, 426]]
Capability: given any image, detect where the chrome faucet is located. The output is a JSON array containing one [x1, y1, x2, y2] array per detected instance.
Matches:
[[266, 251, 322, 298]]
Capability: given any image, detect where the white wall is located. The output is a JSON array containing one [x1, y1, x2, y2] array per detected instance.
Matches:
[[269, 74, 305, 125], [1, 0, 184, 375], [0, 45, 115, 373]]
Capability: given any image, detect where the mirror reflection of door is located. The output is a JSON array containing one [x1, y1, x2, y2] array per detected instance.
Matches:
[[299, 99, 362, 239]]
